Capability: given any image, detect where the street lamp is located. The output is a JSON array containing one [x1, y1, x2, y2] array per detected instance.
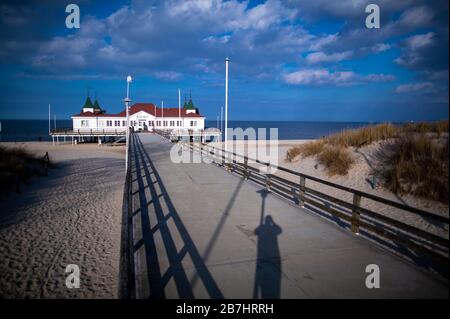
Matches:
[[125, 75, 132, 172]]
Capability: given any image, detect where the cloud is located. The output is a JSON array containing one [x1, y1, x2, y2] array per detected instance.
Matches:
[[370, 43, 391, 53], [153, 71, 182, 81], [403, 32, 435, 51], [283, 69, 394, 86], [305, 51, 353, 64], [0, 0, 447, 100], [396, 5, 434, 28], [395, 32, 437, 68], [17, 0, 325, 79], [395, 82, 433, 93]]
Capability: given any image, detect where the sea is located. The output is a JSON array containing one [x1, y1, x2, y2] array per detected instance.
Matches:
[[0, 119, 387, 142]]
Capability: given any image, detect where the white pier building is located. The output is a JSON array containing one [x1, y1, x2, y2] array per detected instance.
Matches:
[[50, 96, 220, 144], [72, 96, 205, 132]]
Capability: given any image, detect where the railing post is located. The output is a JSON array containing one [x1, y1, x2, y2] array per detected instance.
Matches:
[[351, 194, 362, 234], [244, 158, 248, 179], [299, 176, 306, 207], [265, 174, 271, 191]]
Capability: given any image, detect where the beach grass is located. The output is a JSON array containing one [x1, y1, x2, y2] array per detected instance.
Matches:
[[375, 134, 449, 203], [317, 146, 354, 176], [286, 140, 325, 161], [0, 146, 52, 193], [325, 123, 398, 147], [286, 120, 449, 201]]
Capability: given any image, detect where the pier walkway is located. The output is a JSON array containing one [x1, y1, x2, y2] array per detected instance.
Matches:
[[128, 133, 448, 298]]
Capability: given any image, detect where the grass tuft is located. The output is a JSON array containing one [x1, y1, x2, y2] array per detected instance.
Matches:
[[286, 140, 325, 162], [317, 146, 355, 176], [375, 135, 449, 203], [0, 146, 52, 193], [325, 123, 398, 148]]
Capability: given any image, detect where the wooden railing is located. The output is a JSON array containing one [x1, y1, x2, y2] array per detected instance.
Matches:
[[182, 141, 449, 267], [50, 128, 126, 135]]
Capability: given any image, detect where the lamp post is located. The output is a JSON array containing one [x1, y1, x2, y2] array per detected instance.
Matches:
[[224, 57, 229, 155], [125, 75, 132, 172]]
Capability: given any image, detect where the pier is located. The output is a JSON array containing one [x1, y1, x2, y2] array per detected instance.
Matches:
[[49, 128, 221, 144], [49, 128, 126, 144], [124, 133, 448, 298]]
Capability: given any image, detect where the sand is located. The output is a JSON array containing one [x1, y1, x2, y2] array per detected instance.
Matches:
[[0, 142, 125, 298], [210, 140, 449, 239]]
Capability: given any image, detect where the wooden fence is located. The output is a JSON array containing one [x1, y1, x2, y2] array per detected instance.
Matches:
[[182, 141, 449, 268]]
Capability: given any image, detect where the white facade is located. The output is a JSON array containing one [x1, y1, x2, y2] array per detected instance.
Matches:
[[72, 109, 205, 132]]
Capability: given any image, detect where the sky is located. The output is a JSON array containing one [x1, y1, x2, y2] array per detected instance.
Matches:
[[0, 0, 448, 122]]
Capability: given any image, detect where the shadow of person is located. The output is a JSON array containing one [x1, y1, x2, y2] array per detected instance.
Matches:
[[253, 215, 283, 299]]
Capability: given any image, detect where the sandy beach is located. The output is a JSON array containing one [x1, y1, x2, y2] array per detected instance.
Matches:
[[0, 142, 125, 298], [210, 140, 449, 239]]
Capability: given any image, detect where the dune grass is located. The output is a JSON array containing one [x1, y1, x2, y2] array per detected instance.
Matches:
[[317, 146, 355, 176], [286, 140, 325, 161], [0, 146, 52, 193], [402, 120, 449, 135], [325, 123, 398, 148], [285, 120, 449, 197], [375, 135, 449, 203]]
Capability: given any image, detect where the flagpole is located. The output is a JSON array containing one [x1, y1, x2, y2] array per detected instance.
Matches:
[[178, 88, 181, 135], [224, 57, 229, 154], [220, 106, 223, 140], [48, 104, 51, 134]]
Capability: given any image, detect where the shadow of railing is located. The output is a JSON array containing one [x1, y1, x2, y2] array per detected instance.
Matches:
[[132, 134, 223, 298]]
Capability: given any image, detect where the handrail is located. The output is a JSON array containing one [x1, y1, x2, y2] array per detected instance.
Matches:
[[182, 141, 449, 262], [140, 137, 449, 269], [192, 141, 448, 224]]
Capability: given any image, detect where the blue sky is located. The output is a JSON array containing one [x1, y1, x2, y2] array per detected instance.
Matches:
[[0, 0, 448, 121]]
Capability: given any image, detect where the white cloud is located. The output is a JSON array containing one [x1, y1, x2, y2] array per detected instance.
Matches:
[[395, 82, 433, 93], [24, 0, 325, 79], [305, 50, 353, 64], [403, 32, 435, 50], [396, 6, 434, 28], [283, 69, 394, 86], [154, 71, 182, 81], [371, 43, 391, 53], [395, 32, 435, 68]]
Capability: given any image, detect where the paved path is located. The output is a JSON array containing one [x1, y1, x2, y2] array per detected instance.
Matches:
[[129, 133, 448, 298]]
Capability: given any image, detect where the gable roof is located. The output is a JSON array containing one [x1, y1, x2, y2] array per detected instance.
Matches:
[[73, 103, 204, 118]]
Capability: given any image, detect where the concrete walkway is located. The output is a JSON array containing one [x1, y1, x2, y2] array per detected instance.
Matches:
[[129, 133, 448, 299]]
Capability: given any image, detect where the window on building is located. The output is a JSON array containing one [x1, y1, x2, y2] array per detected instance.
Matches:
[[114, 120, 120, 127], [106, 120, 112, 127], [81, 120, 89, 127], [190, 121, 197, 127], [156, 121, 161, 126], [122, 121, 126, 126]]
